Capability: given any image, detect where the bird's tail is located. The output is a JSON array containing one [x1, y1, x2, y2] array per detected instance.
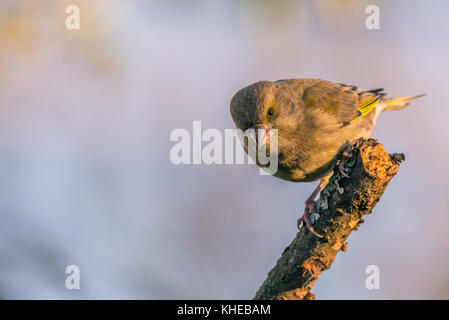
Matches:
[[381, 94, 426, 112]]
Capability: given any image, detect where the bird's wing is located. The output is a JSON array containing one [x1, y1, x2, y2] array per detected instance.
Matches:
[[302, 81, 386, 126]]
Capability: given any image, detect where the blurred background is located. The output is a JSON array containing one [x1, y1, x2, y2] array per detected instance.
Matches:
[[0, 0, 448, 299]]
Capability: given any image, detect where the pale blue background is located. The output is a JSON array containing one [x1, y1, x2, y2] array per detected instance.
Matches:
[[0, 0, 447, 299]]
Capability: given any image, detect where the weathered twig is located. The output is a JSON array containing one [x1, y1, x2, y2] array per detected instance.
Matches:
[[254, 138, 402, 300]]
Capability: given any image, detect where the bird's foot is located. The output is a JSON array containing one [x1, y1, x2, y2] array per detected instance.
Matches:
[[297, 198, 323, 238], [337, 141, 357, 177], [338, 153, 350, 177]]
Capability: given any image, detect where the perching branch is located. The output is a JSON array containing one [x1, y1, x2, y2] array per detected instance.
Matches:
[[254, 138, 403, 300]]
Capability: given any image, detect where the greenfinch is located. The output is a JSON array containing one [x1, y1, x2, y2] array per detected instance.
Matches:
[[230, 78, 424, 237]]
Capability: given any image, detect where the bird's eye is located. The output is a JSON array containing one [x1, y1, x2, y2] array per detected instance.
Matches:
[[267, 107, 274, 117]]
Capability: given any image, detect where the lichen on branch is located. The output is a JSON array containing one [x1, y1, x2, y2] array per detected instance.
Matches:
[[254, 138, 402, 300]]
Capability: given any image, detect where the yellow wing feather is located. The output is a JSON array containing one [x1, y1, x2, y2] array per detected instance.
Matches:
[[351, 96, 381, 122]]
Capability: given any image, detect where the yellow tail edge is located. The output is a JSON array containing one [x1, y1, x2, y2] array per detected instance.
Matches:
[[382, 94, 426, 112]]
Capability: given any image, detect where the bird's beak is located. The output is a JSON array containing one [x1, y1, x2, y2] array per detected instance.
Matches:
[[252, 124, 271, 146]]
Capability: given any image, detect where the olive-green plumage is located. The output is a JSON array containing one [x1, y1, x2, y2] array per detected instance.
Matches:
[[230, 78, 424, 183]]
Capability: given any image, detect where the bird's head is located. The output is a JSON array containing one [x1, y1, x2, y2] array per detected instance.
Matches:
[[230, 81, 300, 149]]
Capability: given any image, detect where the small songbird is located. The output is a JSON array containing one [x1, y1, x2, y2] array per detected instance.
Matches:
[[230, 78, 424, 237]]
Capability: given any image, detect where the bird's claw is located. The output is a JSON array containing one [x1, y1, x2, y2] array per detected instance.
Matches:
[[337, 141, 357, 178], [297, 201, 323, 238], [338, 156, 350, 178]]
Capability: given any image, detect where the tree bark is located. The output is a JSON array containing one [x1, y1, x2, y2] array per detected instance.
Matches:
[[253, 138, 403, 300]]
